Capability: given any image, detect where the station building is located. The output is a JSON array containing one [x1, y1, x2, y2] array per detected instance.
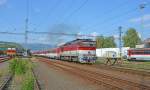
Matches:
[[136, 38, 150, 48]]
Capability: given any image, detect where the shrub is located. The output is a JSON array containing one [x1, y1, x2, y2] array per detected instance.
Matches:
[[21, 72, 34, 90], [9, 58, 28, 75]]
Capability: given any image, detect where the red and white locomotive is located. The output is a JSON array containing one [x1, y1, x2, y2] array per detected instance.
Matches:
[[33, 39, 96, 63]]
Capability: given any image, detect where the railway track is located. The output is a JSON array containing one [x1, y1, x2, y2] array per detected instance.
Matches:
[[30, 59, 41, 90], [39, 58, 150, 90], [93, 64, 150, 76], [32, 69, 41, 90], [0, 71, 40, 90], [0, 74, 13, 90], [0, 59, 40, 90], [37, 57, 150, 76], [0, 57, 11, 63]]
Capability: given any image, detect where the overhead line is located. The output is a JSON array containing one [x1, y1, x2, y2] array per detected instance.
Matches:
[[28, 31, 97, 37], [0, 32, 24, 35], [82, 0, 134, 30], [85, 7, 138, 31], [0, 30, 100, 38], [37, 0, 62, 28], [84, 1, 150, 31], [61, 0, 89, 22], [99, 0, 131, 16]]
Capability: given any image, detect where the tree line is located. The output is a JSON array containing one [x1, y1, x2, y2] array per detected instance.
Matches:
[[96, 28, 141, 48]]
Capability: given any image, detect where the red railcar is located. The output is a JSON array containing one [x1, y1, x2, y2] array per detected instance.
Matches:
[[6, 49, 16, 56], [128, 48, 150, 61]]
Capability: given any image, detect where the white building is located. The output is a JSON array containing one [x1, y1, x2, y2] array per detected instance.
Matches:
[[96, 47, 130, 58]]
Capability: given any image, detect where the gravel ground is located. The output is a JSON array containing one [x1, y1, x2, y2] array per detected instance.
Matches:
[[0, 61, 9, 71], [0, 61, 9, 78], [54, 60, 150, 87], [33, 59, 99, 90], [0, 61, 10, 87]]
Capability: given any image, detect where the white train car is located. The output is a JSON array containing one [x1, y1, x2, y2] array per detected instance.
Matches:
[[96, 47, 130, 58]]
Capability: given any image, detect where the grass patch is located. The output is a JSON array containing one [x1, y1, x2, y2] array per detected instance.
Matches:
[[9, 58, 28, 75], [9, 58, 35, 90], [21, 72, 34, 90], [95, 57, 106, 64], [96, 58, 150, 71], [121, 60, 150, 70]]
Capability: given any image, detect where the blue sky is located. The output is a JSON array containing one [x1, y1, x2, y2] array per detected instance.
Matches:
[[0, 0, 150, 45]]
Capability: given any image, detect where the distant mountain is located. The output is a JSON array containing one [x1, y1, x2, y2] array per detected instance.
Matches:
[[0, 41, 54, 51], [21, 43, 55, 51], [0, 41, 24, 49]]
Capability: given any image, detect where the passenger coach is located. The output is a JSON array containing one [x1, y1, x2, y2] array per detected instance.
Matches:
[[128, 48, 150, 61]]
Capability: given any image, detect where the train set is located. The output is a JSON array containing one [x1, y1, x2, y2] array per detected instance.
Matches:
[[33, 39, 97, 63], [32, 39, 150, 62]]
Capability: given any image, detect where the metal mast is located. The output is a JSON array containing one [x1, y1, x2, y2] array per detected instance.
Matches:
[[119, 26, 122, 58], [139, 3, 146, 41], [25, 0, 29, 44]]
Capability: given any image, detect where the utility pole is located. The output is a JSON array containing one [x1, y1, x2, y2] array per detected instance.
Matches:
[[119, 26, 122, 59], [25, 18, 28, 44], [139, 3, 146, 26], [24, 0, 29, 57], [100, 35, 103, 57], [25, 0, 29, 45], [139, 3, 146, 41]]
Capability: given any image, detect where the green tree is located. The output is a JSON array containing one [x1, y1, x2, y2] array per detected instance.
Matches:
[[103, 36, 116, 48], [123, 28, 141, 48], [96, 36, 104, 48], [96, 36, 116, 48]]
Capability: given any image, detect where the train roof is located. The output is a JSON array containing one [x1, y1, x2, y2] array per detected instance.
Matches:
[[62, 39, 95, 46], [71, 39, 95, 42], [129, 48, 150, 50]]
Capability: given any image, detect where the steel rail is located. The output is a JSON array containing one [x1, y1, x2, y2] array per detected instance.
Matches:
[[0, 74, 13, 90], [39, 58, 150, 90]]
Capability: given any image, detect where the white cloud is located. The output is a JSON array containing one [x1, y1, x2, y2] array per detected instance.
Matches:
[[113, 35, 119, 39], [130, 14, 150, 23], [0, 0, 7, 6], [91, 32, 99, 37], [76, 32, 82, 39]]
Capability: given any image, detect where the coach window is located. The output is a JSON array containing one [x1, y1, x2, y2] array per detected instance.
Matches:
[[148, 50, 150, 54], [144, 50, 150, 54]]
